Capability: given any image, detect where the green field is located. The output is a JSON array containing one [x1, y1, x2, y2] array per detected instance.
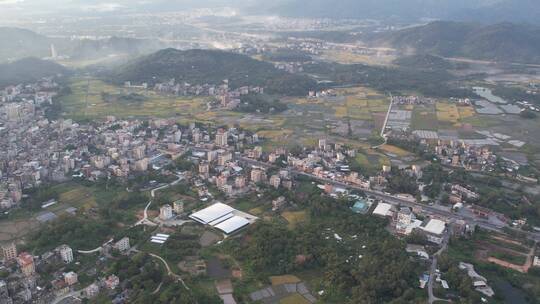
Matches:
[[58, 77, 208, 121]]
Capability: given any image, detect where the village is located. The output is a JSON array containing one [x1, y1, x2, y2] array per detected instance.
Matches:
[[1, 77, 540, 304]]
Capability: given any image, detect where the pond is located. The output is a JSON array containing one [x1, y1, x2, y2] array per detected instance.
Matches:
[[493, 279, 529, 304], [473, 87, 508, 104]]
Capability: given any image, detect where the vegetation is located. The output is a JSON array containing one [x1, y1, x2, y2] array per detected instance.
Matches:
[[493, 85, 540, 106], [108, 253, 221, 304], [108, 48, 316, 96], [0, 57, 68, 88], [27, 216, 111, 253], [374, 21, 540, 64], [237, 94, 288, 113], [304, 61, 471, 98], [393, 54, 468, 70], [262, 49, 312, 62]]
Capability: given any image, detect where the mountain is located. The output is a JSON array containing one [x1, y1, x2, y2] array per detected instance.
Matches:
[[0, 27, 167, 63], [108, 48, 316, 96], [65, 37, 167, 60], [0, 58, 68, 87], [393, 54, 467, 70], [266, 0, 540, 25], [372, 21, 540, 64], [0, 27, 52, 61]]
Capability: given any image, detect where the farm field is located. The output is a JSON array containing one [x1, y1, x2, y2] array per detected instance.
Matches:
[[319, 50, 395, 66], [0, 183, 102, 242], [410, 103, 478, 131], [58, 77, 208, 121]]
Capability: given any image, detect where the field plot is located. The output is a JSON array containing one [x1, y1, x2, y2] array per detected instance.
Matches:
[[281, 211, 307, 228], [474, 234, 535, 273], [270, 275, 302, 286], [320, 50, 395, 66], [436, 102, 460, 124], [411, 105, 439, 130], [58, 77, 207, 120]]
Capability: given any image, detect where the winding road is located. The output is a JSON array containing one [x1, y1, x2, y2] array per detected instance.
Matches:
[[133, 174, 184, 227]]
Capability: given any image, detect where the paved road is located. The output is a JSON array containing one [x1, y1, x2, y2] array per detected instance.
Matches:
[[236, 156, 540, 242], [134, 174, 184, 227], [428, 230, 450, 304]]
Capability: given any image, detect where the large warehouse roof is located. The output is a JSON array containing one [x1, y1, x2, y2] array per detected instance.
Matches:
[[189, 202, 256, 235], [189, 202, 235, 224], [214, 216, 251, 235]]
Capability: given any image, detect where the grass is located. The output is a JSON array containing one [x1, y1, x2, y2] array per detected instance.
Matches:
[[378, 144, 411, 157], [281, 211, 308, 228], [58, 77, 207, 121], [436, 102, 460, 124], [279, 293, 311, 304], [270, 275, 301, 286], [411, 106, 439, 130], [489, 252, 527, 265]]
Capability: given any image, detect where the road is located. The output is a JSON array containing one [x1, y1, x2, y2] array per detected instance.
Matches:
[[236, 156, 540, 242], [146, 252, 190, 290], [133, 174, 184, 227], [428, 230, 450, 304]]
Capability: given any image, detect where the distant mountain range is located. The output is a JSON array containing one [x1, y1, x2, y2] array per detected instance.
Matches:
[[0, 27, 166, 63], [108, 48, 316, 96], [372, 21, 540, 64], [0, 58, 68, 87], [265, 0, 540, 25]]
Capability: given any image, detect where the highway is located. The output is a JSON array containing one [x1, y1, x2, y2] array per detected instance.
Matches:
[[236, 156, 540, 242]]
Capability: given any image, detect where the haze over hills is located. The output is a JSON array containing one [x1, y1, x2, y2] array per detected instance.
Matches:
[[371, 21, 540, 64], [0, 27, 52, 61], [108, 48, 316, 96], [2, 0, 539, 25], [266, 0, 540, 25], [0, 27, 167, 63], [0, 57, 68, 87]]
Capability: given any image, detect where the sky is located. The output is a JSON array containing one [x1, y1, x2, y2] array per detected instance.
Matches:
[[0, 0, 260, 17]]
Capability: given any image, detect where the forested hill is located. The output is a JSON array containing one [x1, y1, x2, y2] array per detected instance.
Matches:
[[107, 48, 317, 96], [0, 27, 51, 61], [0, 58, 68, 88], [372, 21, 540, 64]]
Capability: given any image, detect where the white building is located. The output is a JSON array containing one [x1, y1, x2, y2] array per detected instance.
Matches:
[[58, 245, 73, 264], [419, 219, 446, 244], [114, 237, 130, 252], [159, 204, 173, 220]]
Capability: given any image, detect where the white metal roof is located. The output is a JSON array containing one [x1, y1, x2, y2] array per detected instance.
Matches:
[[422, 219, 446, 235], [372, 202, 392, 216], [189, 202, 235, 224], [151, 236, 169, 241], [150, 239, 166, 244], [214, 216, 250, 234]]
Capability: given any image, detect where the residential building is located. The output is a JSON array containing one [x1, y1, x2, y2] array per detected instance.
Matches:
[[215, 129, 228, 147], [173, 201, 184, 214], [17, 252, 35, 276], [64, 272, 78, 286], [114, 237, 130, 252], [1, 243, 17, 262], [159, 204, 173, 220], [58, 245, 73, 264], [269, 175, 281, 189]]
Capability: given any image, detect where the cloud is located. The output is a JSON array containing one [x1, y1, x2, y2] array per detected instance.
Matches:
[[0, 0, 24, 5], [81, 2, 126, 12]]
